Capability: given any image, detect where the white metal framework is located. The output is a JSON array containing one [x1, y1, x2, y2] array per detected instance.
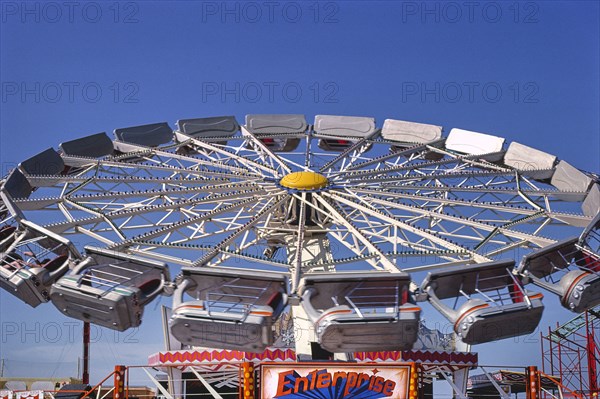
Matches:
[[1, 114, 599, 355]]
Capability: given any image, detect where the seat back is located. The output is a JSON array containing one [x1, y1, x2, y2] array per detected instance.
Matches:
[[19, 148, 65, 176], [246, 114, 307, 134], [582, 183, 600, 218], [76, 246, 169, 302], [60, 132, 114, 158], [381, 119, 442, 145], [2, 169, 33, 199], [314, 115, 376, 151], [551, 161, 594, 194], [245, 114, 307, 152], [422, 260, 521, 301], [114, 122, 173, 147], [1, 220, 76, 271], [300, 271, 411, 312], [175, 266, 288, 318], [445, 128, 505, 156], [504, 141, 556, 180], [518, 238, 581, 279], [177, 116, 239, 141]]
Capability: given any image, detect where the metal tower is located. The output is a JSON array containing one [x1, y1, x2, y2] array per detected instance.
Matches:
[[541, 305, 600, 398]]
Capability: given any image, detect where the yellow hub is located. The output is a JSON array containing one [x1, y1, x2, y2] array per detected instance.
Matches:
[[280, 171, 328, 191]]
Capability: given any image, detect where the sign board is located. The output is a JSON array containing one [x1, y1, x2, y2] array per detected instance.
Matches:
[[15, 391, 43, 399], [0, 390, 13, 399], [261, 363, 412, 399]]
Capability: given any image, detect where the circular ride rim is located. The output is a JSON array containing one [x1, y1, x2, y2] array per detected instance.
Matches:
[[1, 115, 599, 347]]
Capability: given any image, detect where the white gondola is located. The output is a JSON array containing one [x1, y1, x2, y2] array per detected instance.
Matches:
[[169, 267, 288, 353], [0, 220, 78, 307], [299, 272, 421, 352], [113, 122, 173, 153], [518, 215, 600, 313], [314, 115, 377, 151], [382, 119, 445, 160], [59, 132, 115, 158], [421, 260, 544, 345], [176, 116, 239, 146], [381, 119, 443, 145], [503, 141, 557, 180], [174, 116, 239, 155], [19, 148, 66, 176], [1, 169, 33, 200], [445, 128, 506, 162], [50, 246, 169, 331], [244, 114, 306, 152]]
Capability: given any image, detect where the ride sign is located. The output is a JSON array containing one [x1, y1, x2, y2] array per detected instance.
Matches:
[[261, 363, 412, 399]]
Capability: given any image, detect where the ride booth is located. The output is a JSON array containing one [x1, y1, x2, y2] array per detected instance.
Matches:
[[147, 348, 479, 399]]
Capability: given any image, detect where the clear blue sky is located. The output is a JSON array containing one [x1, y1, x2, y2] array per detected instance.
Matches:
[[0, 0, 599, 385]]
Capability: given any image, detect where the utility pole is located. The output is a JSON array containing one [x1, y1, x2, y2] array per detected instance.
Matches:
[[83, 321, 90, 384]]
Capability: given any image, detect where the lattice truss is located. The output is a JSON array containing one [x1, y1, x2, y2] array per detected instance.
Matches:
[[4, 124, 596, 277]]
